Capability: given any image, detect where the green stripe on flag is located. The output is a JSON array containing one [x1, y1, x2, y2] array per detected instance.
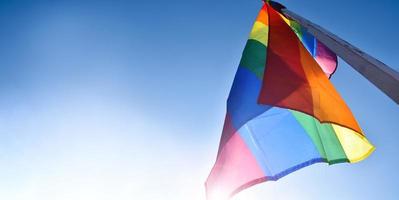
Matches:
[[291, 110, 349, 164], [239, 39, 267, 79]]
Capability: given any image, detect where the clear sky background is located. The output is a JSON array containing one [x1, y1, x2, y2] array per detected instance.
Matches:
[[0, 0, 398, 200]]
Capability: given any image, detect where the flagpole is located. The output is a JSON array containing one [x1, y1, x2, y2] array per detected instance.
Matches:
[[277, 6, 399, 105], [264, 1, 399, 104]]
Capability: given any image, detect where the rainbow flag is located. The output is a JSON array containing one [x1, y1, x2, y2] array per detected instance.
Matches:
[[206, 3, 374, 200]]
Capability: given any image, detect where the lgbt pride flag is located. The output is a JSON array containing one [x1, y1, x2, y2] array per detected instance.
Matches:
[[206, 2, 374, 199]]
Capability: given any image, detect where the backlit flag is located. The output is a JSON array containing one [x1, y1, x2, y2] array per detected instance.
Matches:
[[206, 3, 374, 200]]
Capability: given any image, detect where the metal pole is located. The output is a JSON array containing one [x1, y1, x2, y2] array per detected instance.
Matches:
[[280, 8, 399, 105]]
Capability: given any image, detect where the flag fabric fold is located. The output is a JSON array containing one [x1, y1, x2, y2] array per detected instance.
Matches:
[[206, 3, 374, 200]]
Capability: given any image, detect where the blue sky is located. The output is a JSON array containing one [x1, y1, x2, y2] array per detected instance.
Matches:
[[0, 0, 398, 199]]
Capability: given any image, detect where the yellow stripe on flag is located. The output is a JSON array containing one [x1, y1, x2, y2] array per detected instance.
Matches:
[[249, 21, 269, 46], [332, 124, 375, 163]]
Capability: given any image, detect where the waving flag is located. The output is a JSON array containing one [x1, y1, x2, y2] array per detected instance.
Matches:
[[206, 3, 374, 200]]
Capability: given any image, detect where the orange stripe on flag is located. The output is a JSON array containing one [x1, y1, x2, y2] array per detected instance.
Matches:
[[259, 5, 362, 135]]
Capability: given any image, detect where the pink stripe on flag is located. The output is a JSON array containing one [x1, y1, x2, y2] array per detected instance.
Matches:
[[206, 131, 266, 200], [315, 40, 338, 77]]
